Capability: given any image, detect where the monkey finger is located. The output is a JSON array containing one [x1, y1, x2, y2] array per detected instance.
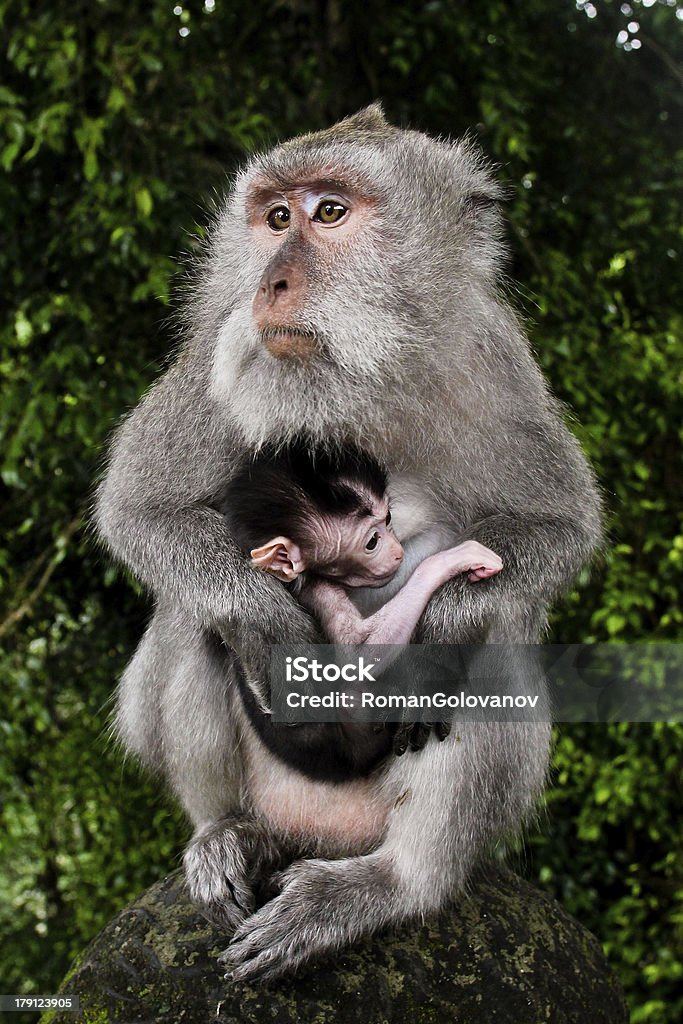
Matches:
[[218, 937, 256, 970], [435, 721, 452, 741], [188, 869, 254, 931], [472, 564, 502, 580], [220, 901, 331, 983], [468, 568, 490, 581]]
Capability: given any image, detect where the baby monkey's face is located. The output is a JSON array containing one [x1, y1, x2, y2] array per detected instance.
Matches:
[[312, 493, 404, 588]]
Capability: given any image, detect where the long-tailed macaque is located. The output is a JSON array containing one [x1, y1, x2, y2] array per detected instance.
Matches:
[[95, 105, 602, 982]]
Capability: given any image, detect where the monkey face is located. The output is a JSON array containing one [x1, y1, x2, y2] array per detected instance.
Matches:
[[312, 496, 405, 588], [204, 106, 505, 449], [249, 183, 377, 362]]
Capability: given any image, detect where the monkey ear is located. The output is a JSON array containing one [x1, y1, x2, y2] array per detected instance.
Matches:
[[250, 537, 305, 582]]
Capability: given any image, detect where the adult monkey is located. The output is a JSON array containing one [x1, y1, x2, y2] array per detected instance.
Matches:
[[95, 105, 601, 981]]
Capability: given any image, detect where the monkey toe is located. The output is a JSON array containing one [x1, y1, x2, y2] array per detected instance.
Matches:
[[392, 724, 411, 755], [393, 721, 452, 755], [218, 863, 334, 981], [408, 723, 432, 751], [392, 722, 428, 754], [218, 921, 286, 981]]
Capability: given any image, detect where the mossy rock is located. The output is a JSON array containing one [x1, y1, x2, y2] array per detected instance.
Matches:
[[42, 864, 627, 1024]]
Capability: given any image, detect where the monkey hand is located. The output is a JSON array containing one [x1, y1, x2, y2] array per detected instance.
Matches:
[[429, 540, 503, 584], [392, 720, 451, 755], [184, 817, 281, 934]]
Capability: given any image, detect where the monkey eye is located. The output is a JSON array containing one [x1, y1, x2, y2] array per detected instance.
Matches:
[[385, 511, 392, 526], [365, 532, 380, 552], [313, 200, 348, 225], [266, 206, 290, 232]]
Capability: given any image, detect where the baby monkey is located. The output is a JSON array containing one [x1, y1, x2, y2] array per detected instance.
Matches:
[[220, 443, 502, 776], [223, 443, 503, 649]]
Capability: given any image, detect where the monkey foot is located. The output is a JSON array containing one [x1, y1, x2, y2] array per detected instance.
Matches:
[[183, 821, 256, 933], [217, 859, 349, 982], [392, 720, 451, 755]]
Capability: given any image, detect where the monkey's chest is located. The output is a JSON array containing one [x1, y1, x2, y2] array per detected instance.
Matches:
[[243, 729, 391, 855]]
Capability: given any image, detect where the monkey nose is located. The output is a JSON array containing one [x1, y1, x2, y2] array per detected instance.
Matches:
[[259, 277, 288, 305], [252, 270, 294, 328], [270, 277, 288, 299], [257, 277, 288, 308]]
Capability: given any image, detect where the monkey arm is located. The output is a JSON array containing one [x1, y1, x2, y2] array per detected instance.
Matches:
[[305, 577, 435, 646], [96, 358, 310, 622], [94, 356, 321, 706], [300, 581, 370, 644], [418, 511, 600, 643], [414, 402, 602, 642], [356, 561, 447, 645], [304, 573, 434, 646]]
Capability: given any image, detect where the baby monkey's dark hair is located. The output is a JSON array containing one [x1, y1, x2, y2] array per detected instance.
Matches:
[[219, 440, 388, 556]]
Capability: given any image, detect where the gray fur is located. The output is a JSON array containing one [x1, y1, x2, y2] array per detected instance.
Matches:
[[95, 104, 602, 981]]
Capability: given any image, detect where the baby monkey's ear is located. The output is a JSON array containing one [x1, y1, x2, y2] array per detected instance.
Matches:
[[250, 537, 305, 582]]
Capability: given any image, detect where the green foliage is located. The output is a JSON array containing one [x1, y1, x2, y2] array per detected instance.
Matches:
[[0, 1, 681, 1020]]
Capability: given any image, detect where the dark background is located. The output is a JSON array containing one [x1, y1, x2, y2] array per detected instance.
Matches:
[[1, 1, 681, 1020]]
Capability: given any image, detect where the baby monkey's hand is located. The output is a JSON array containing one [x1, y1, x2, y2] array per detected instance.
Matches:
[[426, 540, 503, 584]]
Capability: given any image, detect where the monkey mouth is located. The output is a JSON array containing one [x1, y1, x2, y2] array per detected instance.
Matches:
[[260, 326, 319, 360]]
